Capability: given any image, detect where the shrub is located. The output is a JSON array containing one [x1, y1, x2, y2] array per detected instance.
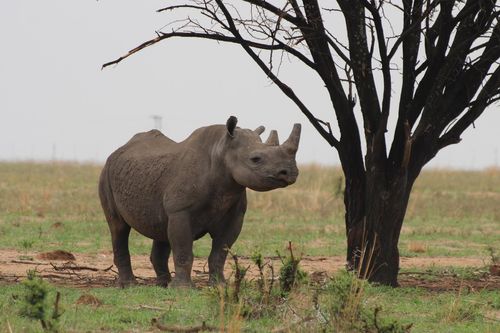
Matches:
[[19, 270, 62, 332]]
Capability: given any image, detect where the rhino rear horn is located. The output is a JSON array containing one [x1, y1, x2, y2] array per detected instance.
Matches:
[[265, 130, 279, 146], [226, 116, 238, 137], [254, 126, 265, 135], [282, 123, 301, 155]]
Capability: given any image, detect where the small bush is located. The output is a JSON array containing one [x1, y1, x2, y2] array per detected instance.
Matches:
[[278, 241, 307, 295], [319, 271, 412, 333], [440, 286, 482, 323], [19, 270, 62, 332]]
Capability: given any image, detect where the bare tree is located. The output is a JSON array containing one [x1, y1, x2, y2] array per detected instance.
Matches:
[[103, 0, 500, 286]]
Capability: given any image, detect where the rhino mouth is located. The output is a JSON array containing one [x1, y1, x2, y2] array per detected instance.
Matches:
[[265, 176, 291, 187]]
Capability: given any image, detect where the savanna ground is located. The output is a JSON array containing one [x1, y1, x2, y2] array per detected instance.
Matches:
[[0, 162, 499, 332]]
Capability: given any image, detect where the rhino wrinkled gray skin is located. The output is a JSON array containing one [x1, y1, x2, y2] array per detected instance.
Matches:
[[99, 116, 301, 288]]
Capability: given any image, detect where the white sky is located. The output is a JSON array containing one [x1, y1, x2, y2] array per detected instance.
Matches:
[[1, 1, 499, 169]]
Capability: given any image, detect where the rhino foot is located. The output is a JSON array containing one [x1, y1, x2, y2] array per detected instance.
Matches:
[[117, 277, 138, 288], [156, 274, 172, 288], [169, 278, 196, 289], [208, 275, 226, 287]]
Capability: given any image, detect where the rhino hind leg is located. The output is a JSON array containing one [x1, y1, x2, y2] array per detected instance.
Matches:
[[108, 219, 137, 288], [101, 200, 136, 287], [150, 240, 172, 287], [99, 172, 137, 288]]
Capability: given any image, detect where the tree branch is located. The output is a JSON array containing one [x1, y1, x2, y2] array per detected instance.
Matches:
[[407, 0, 454, 129], [157, 4, 208, 13], [288, 0, 305, 21], [241, 0, 305, 26], [361, 0, 391, 124], [338, 0, 381, 138], [214, 0, 340, 147], [298, 0, 360, 150], [434, 21, 500, 133], [325, 33, 352, 65], [387, 0, 440, 60], [102, 31, 316, 70], [389, 0, 423, 169], [438, 65, 500, 150], [416, 1, 498, 135]]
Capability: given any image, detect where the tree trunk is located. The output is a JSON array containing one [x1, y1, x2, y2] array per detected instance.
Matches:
[[345, 169, 416, 287]]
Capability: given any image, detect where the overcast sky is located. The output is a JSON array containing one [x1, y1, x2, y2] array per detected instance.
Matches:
[[1, 1, 499, 169]]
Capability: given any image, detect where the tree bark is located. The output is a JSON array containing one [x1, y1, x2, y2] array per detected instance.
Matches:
[[345, 168, 418, 287]]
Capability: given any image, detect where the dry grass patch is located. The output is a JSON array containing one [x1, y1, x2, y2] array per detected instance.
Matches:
[[407, 242, 428, 254], [247, 164, 345, 220]]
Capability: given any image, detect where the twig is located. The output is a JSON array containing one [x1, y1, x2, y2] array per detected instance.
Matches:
[[135, 276, 153, 282], [127, 305, 167, 311], [0, 275, 20, 283], [101, 265, 114, 272], [227, 248, 249, 303], [6, 320, 13, 333], [11, 260, 49, 265], [253, 254, 265, 295], [314, 118, 335, 138], [399, 271, 460, 276], [38, 273, 70, 280], [268, 261, 275, 298], [52, 291, 62, 320], [50, 262, 113, 272], [102, 31, 316, 71], [152, 318, 217, 332], [140, 304, 166, 311]]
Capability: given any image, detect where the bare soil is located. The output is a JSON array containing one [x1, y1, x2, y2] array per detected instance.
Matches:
[[1, 249, 497, 291]]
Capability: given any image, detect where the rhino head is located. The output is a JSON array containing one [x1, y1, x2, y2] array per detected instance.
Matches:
[[223, 116, 301, 192]]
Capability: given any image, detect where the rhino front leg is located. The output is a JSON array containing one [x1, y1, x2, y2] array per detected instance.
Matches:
[[208, 211, 244, 285], [150, 240, 172, 287], [208, 241, 230, 285], [167, 213, 195, 288]]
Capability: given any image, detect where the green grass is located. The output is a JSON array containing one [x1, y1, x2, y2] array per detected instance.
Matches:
[[0, 162, 499, 332], [362, 285, 499, 333], [1, 270, 498, 332], [1, 283, 213, 332]]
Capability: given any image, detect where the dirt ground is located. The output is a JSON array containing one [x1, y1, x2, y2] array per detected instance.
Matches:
[[1, 249, 498, 292]]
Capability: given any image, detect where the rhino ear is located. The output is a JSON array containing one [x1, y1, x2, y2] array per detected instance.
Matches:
[[226, 116, 238, 138], [254, 126, 265, 135]]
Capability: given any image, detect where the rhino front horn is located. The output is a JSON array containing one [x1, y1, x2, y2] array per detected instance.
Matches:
[[282, 123, 301, 155], [265, 130, 279, 146]]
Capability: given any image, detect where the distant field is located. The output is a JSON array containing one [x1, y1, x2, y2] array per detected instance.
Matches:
[[0, 162, 498, 332], [0, 162, 498, 258]]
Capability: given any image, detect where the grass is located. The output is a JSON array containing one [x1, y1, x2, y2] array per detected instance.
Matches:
[[1, 270, 498, 332], [0, 162, 499, 332], [362, 284, 499, 333], [0, 162, 498, 257], [1, 283, 211, 332]]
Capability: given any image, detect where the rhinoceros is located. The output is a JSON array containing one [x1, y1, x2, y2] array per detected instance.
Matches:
[[98, 116, 301, 287]]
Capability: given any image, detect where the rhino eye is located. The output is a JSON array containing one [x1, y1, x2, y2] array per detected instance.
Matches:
[[250, 156, 262, 164]]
